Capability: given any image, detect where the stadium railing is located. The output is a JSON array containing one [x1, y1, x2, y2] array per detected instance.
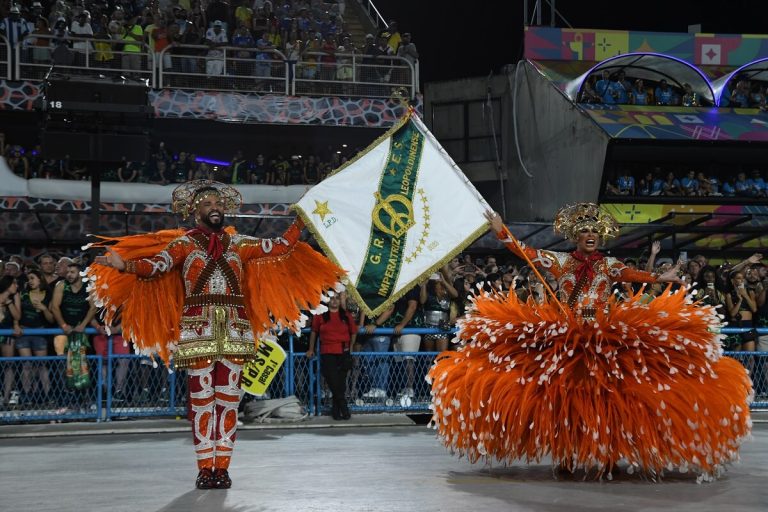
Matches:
[[0, 327, 766, 424], [9, 36, 418, 100]]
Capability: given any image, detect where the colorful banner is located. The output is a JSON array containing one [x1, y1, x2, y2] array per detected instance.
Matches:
[[525, 27, 768, 66], [294, 110, 490, 316], [581, 104, 768, 141]]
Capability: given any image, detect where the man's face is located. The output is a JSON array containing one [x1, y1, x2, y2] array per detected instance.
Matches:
[[40, 256, 55, 274], [65, 265, 80, 284], [196, 193, 225, 231]]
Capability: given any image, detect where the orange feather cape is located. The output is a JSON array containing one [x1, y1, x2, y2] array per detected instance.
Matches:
[[428, 287, 752, 480], [86, 227, 345, 364]]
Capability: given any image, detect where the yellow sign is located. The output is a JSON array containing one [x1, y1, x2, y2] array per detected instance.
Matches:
[[241, 338, 286, 396]]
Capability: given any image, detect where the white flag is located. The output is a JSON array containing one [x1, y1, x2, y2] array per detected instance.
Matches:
[[295, 109, 490, 317]]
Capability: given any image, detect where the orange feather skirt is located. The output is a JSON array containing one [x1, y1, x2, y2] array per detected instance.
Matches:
[[427, 288, 752, 481]]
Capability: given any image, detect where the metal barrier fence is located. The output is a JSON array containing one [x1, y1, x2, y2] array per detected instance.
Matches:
[[16, 34, 154, 84], [1, 327, 767, 424], [1, 34, 9, 80], [7, 35, 418, 99]]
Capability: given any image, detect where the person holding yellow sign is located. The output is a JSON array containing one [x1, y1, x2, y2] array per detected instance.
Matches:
[[89, 180, 343, 490]]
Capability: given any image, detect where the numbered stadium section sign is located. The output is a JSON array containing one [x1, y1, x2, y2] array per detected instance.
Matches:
[[295, 109, 490, 317]]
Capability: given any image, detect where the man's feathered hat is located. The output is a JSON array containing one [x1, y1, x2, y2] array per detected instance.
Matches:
[[171, 180, 242, 220]]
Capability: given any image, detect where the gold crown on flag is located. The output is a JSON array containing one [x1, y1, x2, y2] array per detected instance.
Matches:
[[553, 203, 619, 242], [171, 180, 242, 220]]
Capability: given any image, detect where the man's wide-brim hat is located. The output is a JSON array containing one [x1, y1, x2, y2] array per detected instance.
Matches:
[[172, 180, 242, 220], [553, 202, 620, 242]]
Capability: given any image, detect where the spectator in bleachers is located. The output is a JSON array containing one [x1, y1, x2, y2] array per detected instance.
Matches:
[[613, 71, 631, 104], [655, 79, 675, 105], [319, 32, 337, 85], [630, 79, 648, 105], [662, 171, 681, 195], [229, 149, 248, 184], [362, 286, 420, 400], [420, 266, 458, 353], [395, 31, 417, 81], [616, 168, 635, 195], [231, 22, 256, 77], [254, 28, 275, 78], [681, 83, 699, 106], [595, 70, 617, 105], [680, 169, 699, 196], [50, 261, 97, 392], [724, 270, 758, 352], [204, 19, 228, 75], [695, 265, 725, 309], [70, 10, 94, 67], [638, 170, 663, 196], [121, 15, 145, 73], [250, 153, 267, 184], [93, 17, 117, 69], [118, 159, 139, 182], [6, 146, 30, 178], [28, 17, 52, 65], [0, 276, 21, 408], [734, 171, 754, 197], [301, 154, 318, 184], [234, 0, 254, 31], [15, 269, 53, 407], [37, 254, 58, 287], [749, 169, 767, 197], [206, 0, 232, 32], [579, 74, 602, 103], [384, 20, 400, 56], [1, 5, 31, 63], [730, 80, 751, 108]]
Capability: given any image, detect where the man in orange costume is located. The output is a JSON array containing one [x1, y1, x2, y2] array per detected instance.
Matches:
[[92, 180, 342, 489]]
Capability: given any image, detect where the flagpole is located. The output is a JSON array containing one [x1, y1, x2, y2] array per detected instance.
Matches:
[[499, 225, 569, 316]]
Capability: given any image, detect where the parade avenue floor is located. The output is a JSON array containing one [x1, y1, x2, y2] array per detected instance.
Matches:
[[1, 416, 766, 512]]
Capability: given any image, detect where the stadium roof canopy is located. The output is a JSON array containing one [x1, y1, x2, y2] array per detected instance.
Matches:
[[711, 57, 768, 105], [564, 53, 715, 105]]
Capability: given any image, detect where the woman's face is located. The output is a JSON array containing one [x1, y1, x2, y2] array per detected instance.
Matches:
[[27, 273, 41, 290], [703, 270, 716, 283], [687, 260, 701, 276], [575, 227, 599, 254], [731, 272, 745, 287], [328, 295, 341, 309]]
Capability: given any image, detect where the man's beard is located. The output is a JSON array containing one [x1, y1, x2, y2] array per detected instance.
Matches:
[[200, 211, 224, 231]]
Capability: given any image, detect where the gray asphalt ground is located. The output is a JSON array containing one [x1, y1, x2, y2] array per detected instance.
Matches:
[[1, 413, 766, 512]]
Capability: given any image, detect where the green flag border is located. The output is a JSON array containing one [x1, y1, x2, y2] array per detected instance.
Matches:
[[293, 110, 490, 318]]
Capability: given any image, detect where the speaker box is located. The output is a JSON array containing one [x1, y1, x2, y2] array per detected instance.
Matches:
[[42, 131, 151, 162], [44, 77, 151, 114]]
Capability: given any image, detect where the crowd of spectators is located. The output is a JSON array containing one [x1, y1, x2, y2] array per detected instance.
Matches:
[[579, 69, 767, 110], [2, 135, 361, 185], [1, 0, 417, 87], [305, 245, 768, 401], [2, 235, 767, 411], [605, 165, 768, 199]]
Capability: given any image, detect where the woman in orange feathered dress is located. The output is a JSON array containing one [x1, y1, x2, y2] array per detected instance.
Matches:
[[428, 204, 752, 481]]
